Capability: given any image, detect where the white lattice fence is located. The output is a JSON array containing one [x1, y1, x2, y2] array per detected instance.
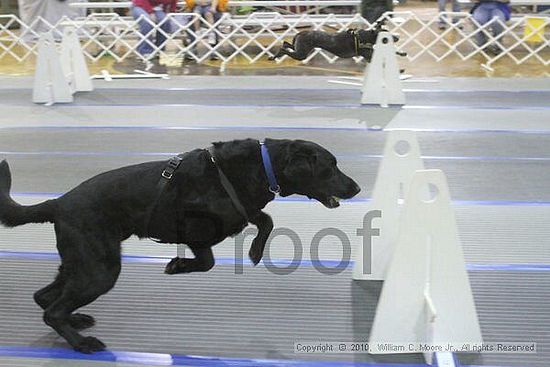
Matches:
[[0, 12, 548, 68]]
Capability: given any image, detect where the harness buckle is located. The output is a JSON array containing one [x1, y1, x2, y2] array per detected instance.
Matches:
[[161, 170, 173, 180], [269, 185, 281, 194]]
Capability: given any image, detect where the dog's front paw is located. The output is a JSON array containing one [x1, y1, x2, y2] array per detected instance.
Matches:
[[248, 239, 264, 266], [165, 257, 183, 274], [164, 257, 195, 274], [74, 336, 106, 354]]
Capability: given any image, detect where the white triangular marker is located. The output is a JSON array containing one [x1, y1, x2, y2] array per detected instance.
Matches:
[[61, 27, 93, 93], [33, 32, 73, 105], [369, 169, 483, 364], [361, 31, 405, 107], [353, 130, 424, 280]]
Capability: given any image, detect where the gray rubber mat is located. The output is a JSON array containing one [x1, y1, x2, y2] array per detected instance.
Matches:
[[3, 153, 550, 201], [2, 199, 550, 266], [1, 88, 549, 108], [1, 106, 549, 133], [0, 258, 548, 366], [4, 128, 550, 158], [3, 76, 550, 91]]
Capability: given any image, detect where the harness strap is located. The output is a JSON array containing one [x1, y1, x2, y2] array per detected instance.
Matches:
[[145, 154, 185, 242], [207, 147, 249, 222], [350, 29, 374, 56]]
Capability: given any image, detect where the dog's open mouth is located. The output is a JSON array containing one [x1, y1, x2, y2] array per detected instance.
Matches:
[[320, 196, 341, 209]]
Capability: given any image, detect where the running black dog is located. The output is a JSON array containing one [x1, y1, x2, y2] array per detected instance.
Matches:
[[0, 138, 360, 354], [269, 27, 405, 62]]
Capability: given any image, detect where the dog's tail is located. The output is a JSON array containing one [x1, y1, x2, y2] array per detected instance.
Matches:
[[0, 160, 56, 227]]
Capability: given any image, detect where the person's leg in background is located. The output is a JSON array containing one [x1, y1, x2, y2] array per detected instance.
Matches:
[[153, 9, 173, 52], [131, 6, 155, 57], [438, 0, 448, 29], [193, 6, 203, 35], [488, 6, 506, 53], [360, 0, 393, 24], [472, 3, 491, 47], [451, 0, 463, 28], [200, 6, 217, 45]]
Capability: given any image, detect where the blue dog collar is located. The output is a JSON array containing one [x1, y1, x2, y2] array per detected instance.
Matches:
[[260, 142, 280, 194]]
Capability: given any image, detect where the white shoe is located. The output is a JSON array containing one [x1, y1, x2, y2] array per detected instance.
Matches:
[[208, 33, 216, 45]]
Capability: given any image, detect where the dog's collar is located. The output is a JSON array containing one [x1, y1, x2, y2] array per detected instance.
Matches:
[[260, 142, 280, 194]]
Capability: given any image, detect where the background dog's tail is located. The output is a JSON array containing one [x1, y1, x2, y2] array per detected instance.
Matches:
[[0, 160, 56, 227]]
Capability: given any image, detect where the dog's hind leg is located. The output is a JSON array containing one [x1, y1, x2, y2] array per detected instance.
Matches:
[[34, 268, 96, 330], [42, 222, 121, 353], [248, 211, 273, 266], [164, 245, 215, 274]]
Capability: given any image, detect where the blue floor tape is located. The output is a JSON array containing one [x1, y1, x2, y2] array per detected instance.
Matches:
[[1, 250, 550, 272], [10, 192, 550, 207], [4, 150, 550, 163], [0, 346, 501, 367]]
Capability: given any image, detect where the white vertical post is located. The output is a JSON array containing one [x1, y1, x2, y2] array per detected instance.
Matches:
[[33, 32, 73, 105], [361, 31, 405, 107], [369, 169, 483, 364], [353, 130, 424, 280], [61, 26, 93, 93]]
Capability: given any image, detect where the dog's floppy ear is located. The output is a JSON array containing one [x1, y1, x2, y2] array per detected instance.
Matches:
[[283, 141, 317, 179]]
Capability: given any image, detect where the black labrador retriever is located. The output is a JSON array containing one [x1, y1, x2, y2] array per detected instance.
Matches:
[[0, 138, 360, 353], [269, 28, 404, 62]]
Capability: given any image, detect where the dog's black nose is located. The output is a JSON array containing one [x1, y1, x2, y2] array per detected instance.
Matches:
[[348, 182, 361, 198]]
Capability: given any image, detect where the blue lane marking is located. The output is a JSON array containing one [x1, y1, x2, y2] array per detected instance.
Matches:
[[0, 345, 524, 367], [0, 346, 433, 367], [2, 250, 550, 272], [4, 151, 550, 162], [10, 192, 550, 206]]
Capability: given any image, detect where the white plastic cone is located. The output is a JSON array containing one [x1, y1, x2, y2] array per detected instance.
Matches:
[[361, 31, 405, 107], [353, 130, 424, 280], [61, 26, 93, 93], [33, 32, 73, 104], [369, 169, 483, 364]]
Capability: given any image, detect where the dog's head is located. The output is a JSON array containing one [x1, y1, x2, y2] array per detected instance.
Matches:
[[274, 140, 361, 208], [355, 29, 399, 62]]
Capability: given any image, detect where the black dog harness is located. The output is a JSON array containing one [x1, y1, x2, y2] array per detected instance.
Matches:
[[348, 29, 375, 56], [207, 146, 249, 222], [145, 154, 185, 241], [146, 142, 280, 240]]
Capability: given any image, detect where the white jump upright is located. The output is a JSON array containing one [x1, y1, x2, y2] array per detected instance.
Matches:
[[353, 130, 424, 280], [33, 28, 93, 105], [61, 27, 93, 93], [33, 32, 73, 104], [369, 169, 483, 364], [361, 31, 405, 107]]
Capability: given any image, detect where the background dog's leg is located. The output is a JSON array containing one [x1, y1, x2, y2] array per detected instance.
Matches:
[[283, 41, 293, 49], [34, 266, 96, 330], [248, 211, 273, 266], [164, 246, 215, 274], [42, 223, 121, 353]]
